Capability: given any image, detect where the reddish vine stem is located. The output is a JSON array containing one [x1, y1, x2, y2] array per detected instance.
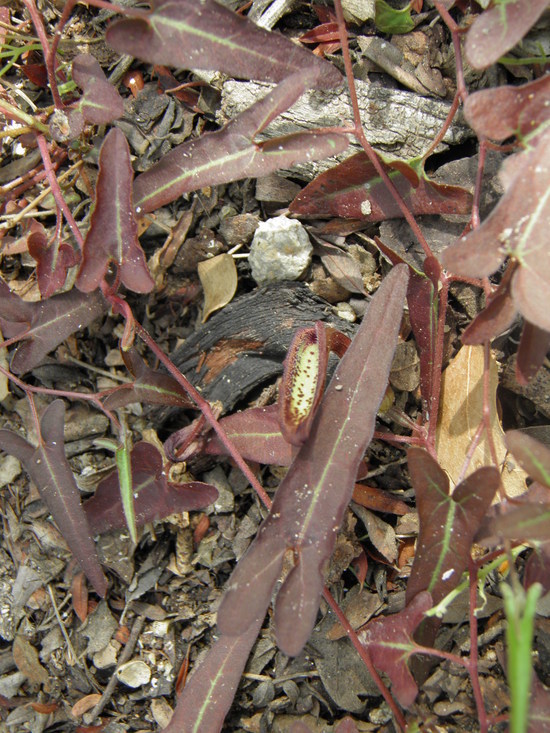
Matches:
[[50, 0, 78, 68], [471, 139, 488, 229], [21, 0, 63, 109], [35, 134, 85, 251], [0, 364, 122, 431], [129, 315, 273, 509], [333, 0, 434, 260], [422, 90, 461, 161], [433, 1, 469, 102], [426, 274, 450, 450], [322, 587, 408, 732]]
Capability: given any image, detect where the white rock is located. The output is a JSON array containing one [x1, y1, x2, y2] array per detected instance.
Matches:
[[334, 302, 357, 323], [249, 216, 312, 285], [116, 659, 152, 688]]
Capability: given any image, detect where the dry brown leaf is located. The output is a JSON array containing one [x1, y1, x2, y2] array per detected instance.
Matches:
[[436, 345, 527, 498], [198, 253, 238, 322], [12, 635, 49, 687], [72, 571, 89, 623], [71, 693, 102, 717]]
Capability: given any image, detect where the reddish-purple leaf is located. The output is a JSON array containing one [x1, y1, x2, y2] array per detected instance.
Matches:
[[406, 448, 500, 606], [0, 282, 106, 375], [464, 75, 550, 142], [103, 348, 195, 410], [133, 70, 348, 213], [162, 616, 263, 733], [335, 720, 361, 733], [407, 266, 438, 411], [83, 441, 218, 536], [484, 503, 550, 543], [465, 0, 549, 70], [516, 323, 550, 385], [72, 53, 124, 124], [76, 128, 154, 293], [524, 541, 550, 594], [105, 0, 341, 90], [217, 265, 409, 656], [374, 238, 439, 410], [358, 591, 433, 708], [289, 152, 472, 221], [27, 221, 80, 298], [461, 268, 518, 345], [442, 130, 550, 332], [0, 400, 107, 596], [0, 277, 36, 337], [202, 405, 297, 466], [506, 431, 550, 489]]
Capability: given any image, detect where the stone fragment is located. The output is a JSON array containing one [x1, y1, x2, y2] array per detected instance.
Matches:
[[248, 216, 312, 285], [116, 660, 151, 688]]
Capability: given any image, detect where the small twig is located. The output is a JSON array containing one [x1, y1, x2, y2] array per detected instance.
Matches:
[[47, 584, 81, 668], [88, 614, 146, 720], [0, 158, 77, 229], [467, 559, 489, 733]]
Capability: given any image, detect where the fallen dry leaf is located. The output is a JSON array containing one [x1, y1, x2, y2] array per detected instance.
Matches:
[[436, 345, 526, 498], [71, 694, 102, 717], [198, 253, 238, 322], [12, 635, 49, 687]]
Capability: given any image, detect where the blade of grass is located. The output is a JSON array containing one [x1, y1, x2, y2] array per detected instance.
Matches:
[[502, 580, 542, 733]]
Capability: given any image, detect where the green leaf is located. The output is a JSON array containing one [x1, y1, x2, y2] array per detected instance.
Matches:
[[502, 581, 542, 733], [375, 0, 415, 35], [116, 431, 137, 543]]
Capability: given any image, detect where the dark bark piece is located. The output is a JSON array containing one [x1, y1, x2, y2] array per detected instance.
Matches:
[[169, 282, 357, 413]]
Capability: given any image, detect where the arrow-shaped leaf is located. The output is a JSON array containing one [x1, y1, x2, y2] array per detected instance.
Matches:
[[72, 53, 124, 125], [358, 590, 432, 708], [133, 70, 349, 213], [103, 348, 195, 410], [217, 265, 409, 656], [405, 448, 500, 606], [83, 441, 218, 536], [442, 129, 550, 332], [106, 0, 341, 89], [289, 152, 472, 221], [76, 127, 154, 293], [0, 280, 106, 375], [0, 400, 108, 596], [465, 0, 549, 70]]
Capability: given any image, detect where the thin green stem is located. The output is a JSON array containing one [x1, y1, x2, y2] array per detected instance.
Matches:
[[0, 99, 49, 133]]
